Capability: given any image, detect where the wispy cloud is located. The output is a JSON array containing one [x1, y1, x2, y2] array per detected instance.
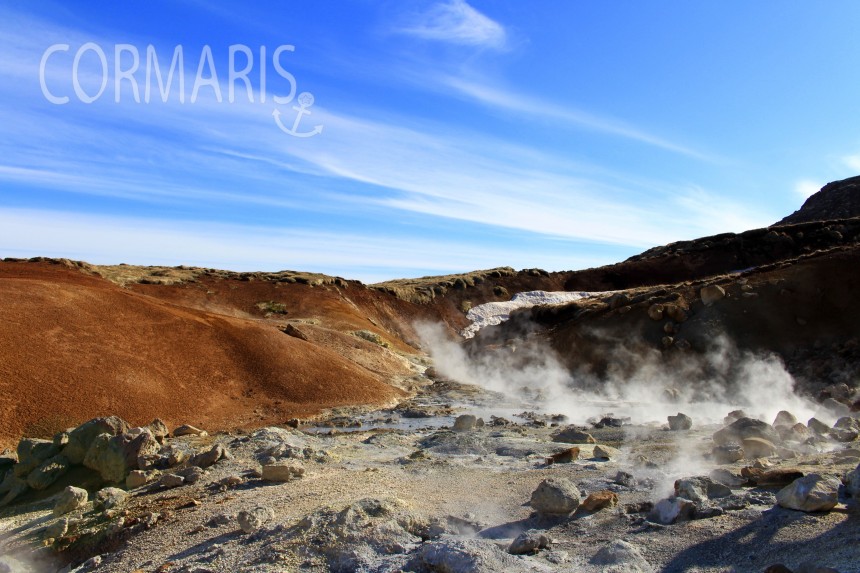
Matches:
[[395, 0, 506, 49], [794, 179, 822, 200], [843, 152, 860, 173]]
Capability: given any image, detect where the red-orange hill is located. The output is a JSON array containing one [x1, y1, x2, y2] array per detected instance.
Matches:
[[0, 261, 435, 447]]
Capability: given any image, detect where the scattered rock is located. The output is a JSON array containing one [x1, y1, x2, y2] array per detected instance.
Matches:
[[593, 444, 621, 460], [713, 417, 780, 446], [160, 473, 185, 489], [742, 437, 777, 459], [189, 444, 228, 468], [62, 416, 129, 464], [54, 486, 88, 516], [776, 473, 840, 512], [582, 490, 619, 512], [773, 411, 798, 428], [127, 469, 159, 489], [237, 506, 275, 533], [530, 477, 581, 515], [508, 530, 551, 555], [452, 415, 477, 432], [262, 461, 305, 482], [712, 444, 744, 464], [700, 284, 726, 305], [26, 454, 71, 490], [591, 539, 654, 572], [546, 447, 580, 464], [648, 497, 695, 524], [173, 425, 208, 437], [94, 487, 127, 510], [552, 426, 596, 444], [668, 413, 692, 431]]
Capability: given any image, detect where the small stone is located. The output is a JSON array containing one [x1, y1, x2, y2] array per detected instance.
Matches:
[[452, 415, 477, 432], [173, 425, 208, 437], [54, 486, 88, 516], [546, 447, 580, 464], [261, 461, 305, 482], [647, 303, 664, 321], [593, 444, 621, 460], [126, 469, 159, 489], [668, 413, 693, 431], [648, 497, 695, 524], [700, 284, 725, 305], [206, 513, 232, 527], [530, 477, 581, 515], [776, 474, 840, 512], [508, 530, 551, 555], [237, 506, 275, 533], [160, 473, 185, 489], [581, 490, 618, 512], [219, 475, 244, 488], [551, 426, 595, 444], [175, 466, 205, 484]]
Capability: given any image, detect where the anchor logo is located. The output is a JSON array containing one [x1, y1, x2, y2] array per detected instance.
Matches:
[[272, 91, 323, 138]]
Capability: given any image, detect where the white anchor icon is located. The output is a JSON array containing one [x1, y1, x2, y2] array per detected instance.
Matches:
[[272, 92, 323, 138]]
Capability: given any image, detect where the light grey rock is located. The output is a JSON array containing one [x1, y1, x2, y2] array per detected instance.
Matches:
[[175, 465, 206, 484], [94, 487, 127, 510], [742, 437, 777, 459], [126, 469, 159, 489], [173, 424, 207, 437], [0, 472, 28, 507], [712, 444, 744, 464], [845, 462, 860, 497], [44, 517, 69, 540], [668, 413, 693, 431], [508, 530, 551, 555], [409, 538, 539, 573], [591, 539, 654, 573], [648, 497, 695, 524], [237, 506, 275, 533], [593, 444, 621, 460], [808, 418, 831, 435], [189, 444, 227, 468], [160, 473, 185, 488], [147, 419, 169, 443], [713, 417, 780, 446], [54, 486, 88, 516], [551, 426, 595, 444], [452, 414, 478, 432], [776, 473, 840, 512], [773, 410, 798, 428], [530, 477, 581, 515], [262, 461, 305, 482]]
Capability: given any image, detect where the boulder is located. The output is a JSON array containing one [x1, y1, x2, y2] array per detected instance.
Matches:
[[508, 530, 551, 555], [0, 473, 28, 507], [668, 413, 692, 431], [648, 497, 695, 524], [551, 426, 595, 444], [26, 454, 71, 490], [593, 444, 621, 460], [713, 417, 780, 446], [62, 416, 129, 464], [773, 411, 798, 429], [807, 418, 830, 435], [15, 439, 59, 477], [54, 486, 88, 516], [237, 506, 275, 533], [147, 419, 169, 443], [742, 437, 777, 459], [582, 490, 619, 512], [452, 415, 477, 432], [262, 461, 305, 482], [591, 539, 654, 573], [776, 474, 840, 512], [700, 284, 725, 306], [94, 487, 127, 510], [173, 424, 207, 437], [83, 430, 160, 483], [675, 477, 732, 501], [530, 477, 580, 515]]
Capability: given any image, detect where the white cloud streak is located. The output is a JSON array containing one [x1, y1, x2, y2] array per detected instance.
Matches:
[[395, 0, 507, 49]]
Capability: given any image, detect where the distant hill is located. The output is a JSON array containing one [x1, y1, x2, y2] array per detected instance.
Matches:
[[778, 175, 860, 225]]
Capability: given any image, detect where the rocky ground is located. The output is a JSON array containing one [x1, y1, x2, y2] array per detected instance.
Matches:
[[1, 375, 859, 573]]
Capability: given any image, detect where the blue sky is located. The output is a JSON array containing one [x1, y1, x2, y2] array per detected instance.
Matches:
[[1, 1, 859, 282]]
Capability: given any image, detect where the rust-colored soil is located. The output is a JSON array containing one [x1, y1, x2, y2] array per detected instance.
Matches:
[[0, 261, 417, 448]]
